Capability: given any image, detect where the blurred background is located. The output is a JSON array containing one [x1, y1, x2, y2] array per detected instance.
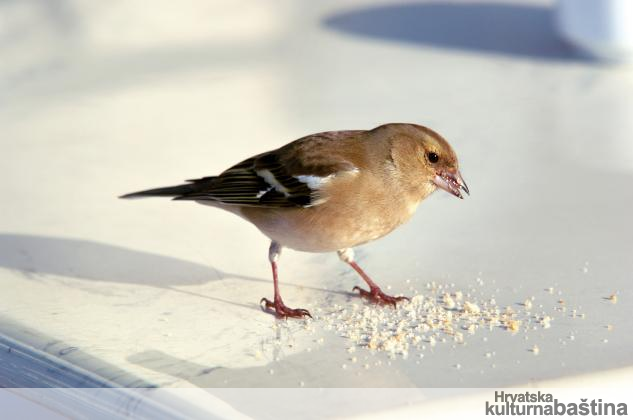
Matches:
[[1, 0, 633, 411]]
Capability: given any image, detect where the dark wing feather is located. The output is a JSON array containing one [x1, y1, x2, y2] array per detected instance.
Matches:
[[174, 131, 360, 208]]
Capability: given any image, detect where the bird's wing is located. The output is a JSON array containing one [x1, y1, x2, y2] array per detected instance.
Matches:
[[175, 131, 361, 208]]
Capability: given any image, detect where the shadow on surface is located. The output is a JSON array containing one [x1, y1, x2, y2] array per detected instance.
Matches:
[[0, 233, 222, 286], [0, 234, 351, 310], [324, 2, 583, 61]]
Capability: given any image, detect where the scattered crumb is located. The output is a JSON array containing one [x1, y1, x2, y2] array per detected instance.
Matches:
[[463, 301, 480, 314], [506, 320, 521, 333], [540, 316, 552, 329], [606, 325, 614, 331], [531, 345, 540, 355], [442, 293, 456, 309], [299, 381, 305, 387], [268, 369, 274, 375], [602, 339, 609, 344], [315, 282, 562, 359], [305, 279, 581, 362], [608, 294, 618, 304]]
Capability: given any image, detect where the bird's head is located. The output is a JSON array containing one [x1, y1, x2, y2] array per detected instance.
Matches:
[[381, 123, 469, 199], [417, 128, 469, 199]]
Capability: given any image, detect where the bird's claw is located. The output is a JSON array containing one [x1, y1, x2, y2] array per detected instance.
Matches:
[[352, 286, 409, 308], [260, 298, 312, 319]]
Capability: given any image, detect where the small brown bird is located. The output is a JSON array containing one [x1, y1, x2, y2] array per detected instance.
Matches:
[[121, 123, 468, 318]]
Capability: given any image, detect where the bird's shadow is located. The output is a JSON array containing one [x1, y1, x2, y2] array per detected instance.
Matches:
[[323, 2, 587, 62], [0, 234, 351, 312]]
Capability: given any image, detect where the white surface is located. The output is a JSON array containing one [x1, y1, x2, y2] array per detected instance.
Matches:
[[0, 334, 248, 419], [556, 0, 633, 61], [1, 0, 633, 414]]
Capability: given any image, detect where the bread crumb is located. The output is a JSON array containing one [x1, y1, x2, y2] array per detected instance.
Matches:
[[531, 345, 540, 355], [463, 301, 480, 314], [443, 293, 456, 309], [540, 316, 552, 329], [507, 320, 521, 332], [608, 294, 618, 304], [317, 281, 560, 361]]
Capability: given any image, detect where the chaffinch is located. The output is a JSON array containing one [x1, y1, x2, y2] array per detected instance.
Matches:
[[121, 123, 468, 318]]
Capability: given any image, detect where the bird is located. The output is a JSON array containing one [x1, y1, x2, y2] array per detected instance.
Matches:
[[121, 123, 468, 319]]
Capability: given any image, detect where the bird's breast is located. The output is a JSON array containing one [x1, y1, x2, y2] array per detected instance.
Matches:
[[238, 194, 419, 253]]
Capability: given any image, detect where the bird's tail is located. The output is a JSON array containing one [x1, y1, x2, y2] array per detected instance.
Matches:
[[119, 183, 200, 199]]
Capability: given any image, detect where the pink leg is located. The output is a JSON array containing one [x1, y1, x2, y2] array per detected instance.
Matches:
[[338, 249, 409, 308], [260, 242, 311, 319]]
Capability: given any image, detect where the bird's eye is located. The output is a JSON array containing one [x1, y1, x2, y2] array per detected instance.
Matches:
[[427, 152, 439, 163]]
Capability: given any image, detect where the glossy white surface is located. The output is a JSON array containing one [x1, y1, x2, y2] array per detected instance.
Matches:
[[556, 0, 633, 61], [1, 0, 632, 413]]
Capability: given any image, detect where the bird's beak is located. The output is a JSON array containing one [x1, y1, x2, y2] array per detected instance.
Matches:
[[433, 169, 469, 199]]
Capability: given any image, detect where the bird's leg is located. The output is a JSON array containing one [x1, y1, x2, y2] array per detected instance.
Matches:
[[260, 241, 312, 319], [338, 248, 409, 308]]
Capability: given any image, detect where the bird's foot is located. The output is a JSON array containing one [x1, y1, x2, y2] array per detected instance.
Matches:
[[260, 297, 312, 319], [352, 286, 409, 308]]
